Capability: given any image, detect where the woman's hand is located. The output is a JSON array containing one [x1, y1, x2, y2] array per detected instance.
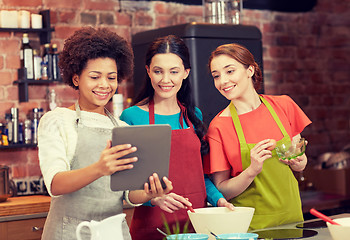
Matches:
[[279, 154, 307, 171], [127, 173, 173, 205], [247, 139, 274, 176], [217, 198, 235, 211], [51, 140, 137, 196], [144, 173, 173, 198], [95, 140, 138, 177], [279, 135, 308, 172], [151, 193, 192, 213]]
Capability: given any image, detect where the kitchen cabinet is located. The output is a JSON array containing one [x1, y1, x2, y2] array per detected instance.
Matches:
[[0, 217, 46, 240], [0, 195, 50, 239], [0, 9, 60, 102]]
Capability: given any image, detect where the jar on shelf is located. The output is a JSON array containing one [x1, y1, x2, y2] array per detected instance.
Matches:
[[203, 0, 242, 25]]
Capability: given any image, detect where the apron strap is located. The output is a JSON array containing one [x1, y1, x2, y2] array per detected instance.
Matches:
[[229, 102, 247, 145], [259, 96, 288, 137], [148, 98, 191, 129], [229, 95, 289, 145], [74, 101, 119, 127], [148, 99, 156, 125]]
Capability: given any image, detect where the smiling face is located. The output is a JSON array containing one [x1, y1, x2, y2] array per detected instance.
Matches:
[[210, 54, 255, 101], [73, 57, 118, 114], [146, 53, 190, 102]]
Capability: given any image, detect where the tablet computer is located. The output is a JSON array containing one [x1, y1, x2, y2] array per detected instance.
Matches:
[[110, 124, 172, 191]]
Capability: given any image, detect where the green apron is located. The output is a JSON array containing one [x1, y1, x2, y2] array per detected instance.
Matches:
[[229, 96, 303, 230]]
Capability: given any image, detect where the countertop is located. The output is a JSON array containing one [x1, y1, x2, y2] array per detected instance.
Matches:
[[0, 195, 134, 226], [0, 193, 349, 239], [0, 195, 51, 222]]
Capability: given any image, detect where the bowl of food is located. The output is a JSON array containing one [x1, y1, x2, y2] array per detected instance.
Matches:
[[215, 233, 258, 240], [188, 207, 255, 240], [166, 233, 209, 240], [327, 217, 350, 240], [275, 138, 306, 160]]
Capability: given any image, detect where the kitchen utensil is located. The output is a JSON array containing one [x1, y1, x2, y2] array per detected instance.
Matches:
[[157, 228, 168, 237], [215, 233, 258, 240], [166, 233, 209, 240], [275, 137, 306, 160], [310, 208, 340, 225], [0, 165, 15, 202], [76, 213, 126, 240], [188, 207, 254, 240], [326, 217, 350, 240], [210, 231, 218, 238], [186, 198, 195, 212], [188, 205, 195, 213]]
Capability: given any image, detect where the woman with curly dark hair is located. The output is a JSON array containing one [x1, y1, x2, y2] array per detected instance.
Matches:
[[38, 27, 173, 240], [120, 35, 233, 239]]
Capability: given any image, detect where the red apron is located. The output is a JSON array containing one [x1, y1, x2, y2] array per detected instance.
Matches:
[[130, 100, 207, 240]]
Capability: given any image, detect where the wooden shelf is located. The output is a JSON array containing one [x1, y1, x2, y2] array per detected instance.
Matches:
[[13, 79, 62, 84], [0, 144, 37, 150], [13, 79, 62, 102]]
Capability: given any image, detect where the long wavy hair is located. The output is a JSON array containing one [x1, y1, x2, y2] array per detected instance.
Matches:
[[133, 35, 209, 156]]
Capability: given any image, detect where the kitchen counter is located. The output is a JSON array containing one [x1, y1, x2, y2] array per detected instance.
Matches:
[[0, 195, 135, 226], [0, 195, 51, 222]]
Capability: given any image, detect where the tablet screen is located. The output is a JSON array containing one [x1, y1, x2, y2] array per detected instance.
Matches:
[[110, 124, 171, 191]]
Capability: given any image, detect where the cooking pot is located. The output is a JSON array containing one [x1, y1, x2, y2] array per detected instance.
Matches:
[[0, 165, 16, 202]]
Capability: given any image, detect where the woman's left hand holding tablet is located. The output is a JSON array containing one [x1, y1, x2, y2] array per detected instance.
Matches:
[[144, 173, 173, 198], [96, 140, 138, 176]]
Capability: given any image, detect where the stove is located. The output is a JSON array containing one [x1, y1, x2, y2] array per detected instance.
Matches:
[[250, 213, 350, 240]]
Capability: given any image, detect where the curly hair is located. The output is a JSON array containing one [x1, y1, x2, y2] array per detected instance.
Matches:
[[59, 27, 134, 90], [208, 43, 263, 91], [133, 35, 209, 156]]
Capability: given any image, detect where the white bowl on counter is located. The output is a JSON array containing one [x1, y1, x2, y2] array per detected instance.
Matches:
[[188, 207, 255, 240], [327, 217, 350, 240]]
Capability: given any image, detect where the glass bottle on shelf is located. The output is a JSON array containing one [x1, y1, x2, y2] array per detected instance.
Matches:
[[20, 33, 34, 80], [42, 43, 53, 80], [11, 108, 19, 144], [41, 61, 49, 80], [31, 108, 39, 144], [49, 89, 57, 111], [24, 119, 32, 144], [33, 49, 42, 80], [52, 44, 60, 80], [4, 113, 13, 144]]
